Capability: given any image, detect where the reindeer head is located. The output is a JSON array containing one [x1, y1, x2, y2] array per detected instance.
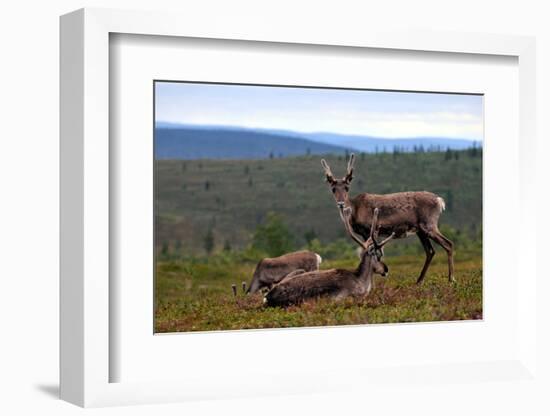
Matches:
[[365, 246, 389, 277], [321, 154, 355, 210], [357, 245, 389, 276]]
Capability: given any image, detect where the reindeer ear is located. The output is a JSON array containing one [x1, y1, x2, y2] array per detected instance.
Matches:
[[324, 174, 336, 184]]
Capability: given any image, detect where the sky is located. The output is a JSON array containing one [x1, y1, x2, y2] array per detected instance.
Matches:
[[155, 82, 483, 141]]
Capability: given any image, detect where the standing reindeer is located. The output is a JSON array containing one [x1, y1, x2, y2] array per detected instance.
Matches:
[[264, 208, 394, 307], [321, 154, 454, 284]]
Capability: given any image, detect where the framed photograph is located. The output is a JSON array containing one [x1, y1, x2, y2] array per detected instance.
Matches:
[[152, 80, 483, 333], [60, 8, 538, 408]]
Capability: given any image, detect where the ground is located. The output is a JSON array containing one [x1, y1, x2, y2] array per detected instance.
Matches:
[[155, 250, 482, 333]]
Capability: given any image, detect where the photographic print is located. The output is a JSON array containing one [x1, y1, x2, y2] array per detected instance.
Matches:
[[154, 81, 482, 333]]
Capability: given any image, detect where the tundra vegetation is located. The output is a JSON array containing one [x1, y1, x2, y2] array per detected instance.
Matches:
[[155, 148, 482, 332]]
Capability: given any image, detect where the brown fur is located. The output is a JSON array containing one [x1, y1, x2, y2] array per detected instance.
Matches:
[[265, 245, 387, 307], [247, 250, 320, 294], [350, 192, 442, 238]]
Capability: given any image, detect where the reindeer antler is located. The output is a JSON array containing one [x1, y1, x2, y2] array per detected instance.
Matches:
[[366, 208, 394, 249], [338, 206, 394, 252], [320, 159, 336, 184], [377, 233, 395, 248], [364, 208, 379, 248], [344, 153, 355, 183], [339, 206, 367, 249]]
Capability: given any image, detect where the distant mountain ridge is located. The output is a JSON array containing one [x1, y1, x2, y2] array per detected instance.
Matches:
[[155, 123, 481, 160], [300, 132, 480, 153], [155, 126, 350, 160]]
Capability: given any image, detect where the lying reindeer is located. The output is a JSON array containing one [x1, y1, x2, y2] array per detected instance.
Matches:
[[264, 208, 394, 307], [247, 250, 322, 294]]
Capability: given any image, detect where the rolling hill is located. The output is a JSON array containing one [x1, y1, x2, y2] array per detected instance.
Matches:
[[300, 132, 480, 153], [155, 126, 350, 159], [155, 151, 482, 255]]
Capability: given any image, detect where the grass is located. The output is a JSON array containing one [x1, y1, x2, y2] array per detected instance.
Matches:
[[154, 250, 482, 333]]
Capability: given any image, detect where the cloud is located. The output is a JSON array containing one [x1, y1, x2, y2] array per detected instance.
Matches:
[[155, 82, 484, 141], [303, 110, 484, 139]]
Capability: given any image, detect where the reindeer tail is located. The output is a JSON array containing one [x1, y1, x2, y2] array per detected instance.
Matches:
[[436, 196, 446, 213]]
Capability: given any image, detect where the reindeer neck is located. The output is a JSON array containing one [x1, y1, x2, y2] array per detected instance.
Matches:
[[355, 253, 374, 281], [351, 195, 379, 228], [341, 198, 357, 220], [350, 194, 373, 217]]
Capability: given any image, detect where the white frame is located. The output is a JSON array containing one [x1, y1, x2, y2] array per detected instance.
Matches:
[[60, 8, 537, 408]]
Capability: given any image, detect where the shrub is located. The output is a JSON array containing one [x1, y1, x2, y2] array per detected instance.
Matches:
[[251, 212, 295, 257]]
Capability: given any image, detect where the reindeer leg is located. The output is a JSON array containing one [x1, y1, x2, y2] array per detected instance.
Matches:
[[427, 228, 455, 283], [416, 232, 435, 285]]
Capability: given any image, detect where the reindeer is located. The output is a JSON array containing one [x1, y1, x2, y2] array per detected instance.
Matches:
[[321, 154, 454, 284], [247, 250, 322, 294], [264, 208, 394, 307]]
